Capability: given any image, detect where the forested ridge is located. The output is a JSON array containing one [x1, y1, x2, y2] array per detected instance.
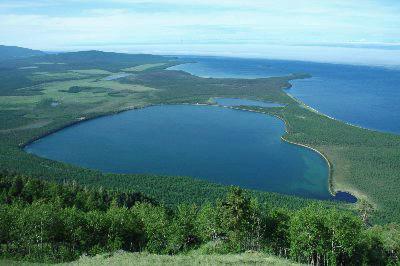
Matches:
[[0, 173, 399, 265], [0, 45, 45, 62]]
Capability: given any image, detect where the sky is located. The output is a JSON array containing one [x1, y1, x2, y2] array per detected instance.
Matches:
[[1, 0, 400, 66]]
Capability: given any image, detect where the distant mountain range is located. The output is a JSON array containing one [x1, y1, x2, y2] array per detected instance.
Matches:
[[0, 45, 45, 61]]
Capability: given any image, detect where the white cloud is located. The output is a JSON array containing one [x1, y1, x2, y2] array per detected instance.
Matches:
[[0, 0, 399, 66]]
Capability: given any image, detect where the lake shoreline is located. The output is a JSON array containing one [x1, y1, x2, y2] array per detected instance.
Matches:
[[226, 105, 356, 202], [283, 87, 381, 202], [23, 98, 352, 202]]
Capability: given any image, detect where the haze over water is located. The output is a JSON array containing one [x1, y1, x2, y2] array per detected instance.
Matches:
[[170, 56, 400, 134]]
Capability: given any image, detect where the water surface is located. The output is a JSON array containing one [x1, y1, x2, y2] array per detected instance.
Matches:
[[170, 56, 400, 134], [25, 104, 347, 201]]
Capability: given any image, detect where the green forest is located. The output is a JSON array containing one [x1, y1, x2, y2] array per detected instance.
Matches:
[[0, 173, 399, 265]]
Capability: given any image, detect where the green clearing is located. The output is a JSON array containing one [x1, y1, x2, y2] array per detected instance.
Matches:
[[63, 252, 301, 266], [122, 63, 167, 72], [28, 71, 89, 82], [0, 51, 399, 224], [69, 69, 112, 75], [0, 78, 156, 108]]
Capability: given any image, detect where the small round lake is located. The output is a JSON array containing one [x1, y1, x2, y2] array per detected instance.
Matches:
[[25, 104, 354, 202]]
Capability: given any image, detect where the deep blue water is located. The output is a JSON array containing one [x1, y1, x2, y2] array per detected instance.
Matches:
[[214, 98, 284, 107], [25, 104, 352, 201], [170, 56, 400, 134]]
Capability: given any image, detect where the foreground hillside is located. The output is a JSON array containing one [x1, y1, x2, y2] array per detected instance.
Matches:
[[0, 173, 399, 265]]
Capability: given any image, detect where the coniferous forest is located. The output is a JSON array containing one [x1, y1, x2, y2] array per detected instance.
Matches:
[[0, 172, 399, 265]]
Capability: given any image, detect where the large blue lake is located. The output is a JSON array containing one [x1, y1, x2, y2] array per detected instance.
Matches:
[[170, 56, 400, 134], [25, 104, 351, 201]]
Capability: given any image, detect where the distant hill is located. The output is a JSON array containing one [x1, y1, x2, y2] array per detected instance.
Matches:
[[0, 45, 45, 61], [0, 50, 174, 72], [42, 50, 171, 66]]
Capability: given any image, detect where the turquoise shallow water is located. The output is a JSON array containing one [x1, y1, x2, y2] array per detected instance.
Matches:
[[24, 104, 352, 201]]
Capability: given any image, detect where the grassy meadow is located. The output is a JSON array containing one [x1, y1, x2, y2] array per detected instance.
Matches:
[[122, 62, 167, 72], [2, 253, 301, 266], [64, 252, 301, 266]]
